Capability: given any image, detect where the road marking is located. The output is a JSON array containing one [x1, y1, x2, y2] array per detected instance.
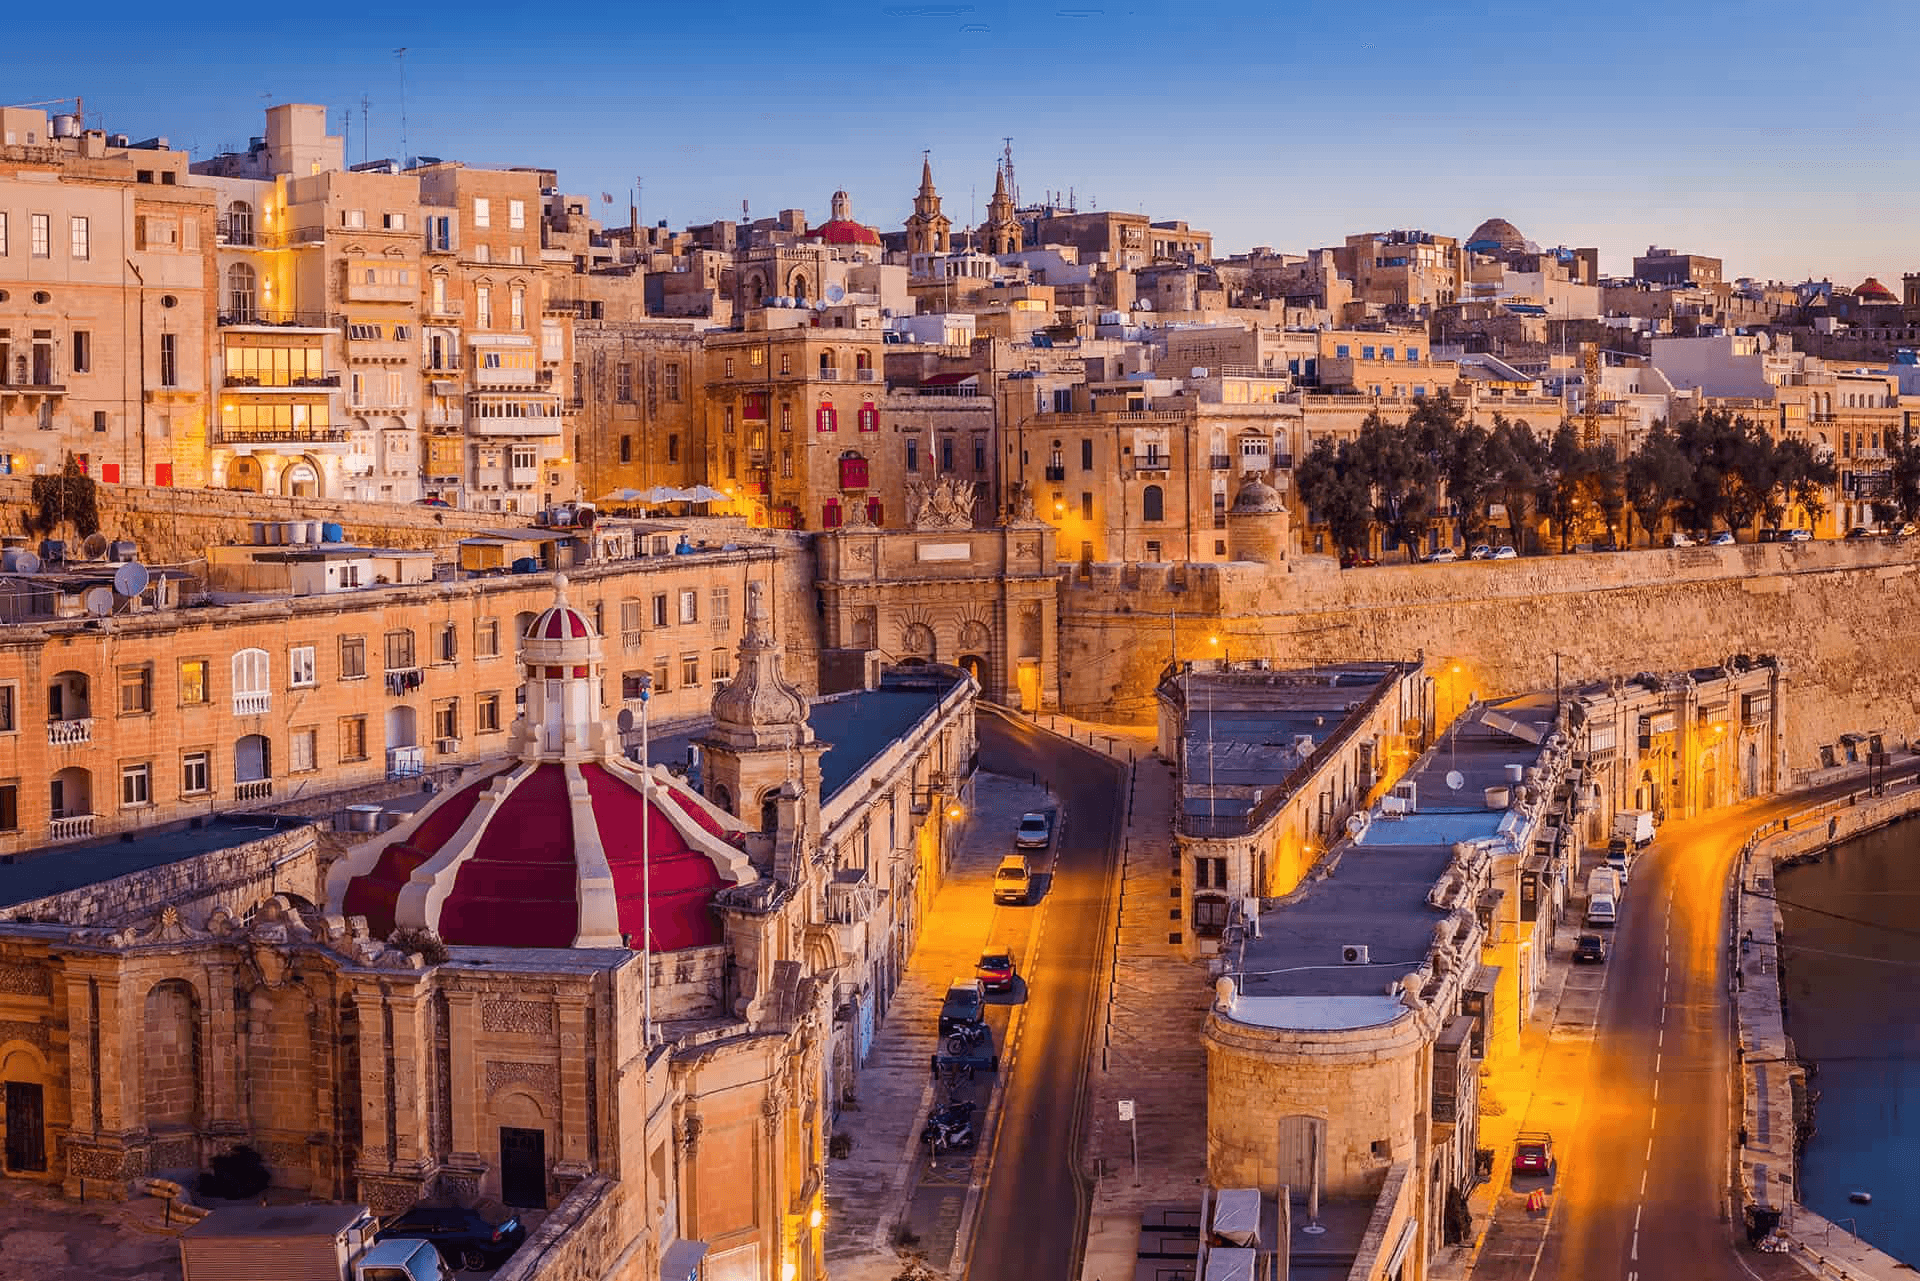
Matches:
[[1656, 1052, 1662, 1072], [1659, 1028, 1664, 1047], [1640, 1169, 1648, 1196], [1650, 1106, 1657, 1130], [1648, 1137, 1655, 1160], [1635, 1205, 1642, 1230], [1653, 1078, 1659, 1100], [1633, 1231, 1640, 1260]]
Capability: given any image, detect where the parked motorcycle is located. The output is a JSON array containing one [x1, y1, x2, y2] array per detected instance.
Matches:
[[945, 1022, 989, 1055], [921, 1101, 977, 1153]]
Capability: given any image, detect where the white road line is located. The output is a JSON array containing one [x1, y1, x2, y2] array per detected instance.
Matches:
[[1648, 1137, 1655, 1160], [1659, 1028, 1664, 1047], [1661, 1006, 1667, 1025], [1656, 1052, 1662, 1072], [1632, 1230, 1640, 1260], [1653, 1079, 1659, 1100], [1640, 1168, 1648, 1196], [1650, 1106, 1657, 1130], [1635, 1205, 1642, 1230]]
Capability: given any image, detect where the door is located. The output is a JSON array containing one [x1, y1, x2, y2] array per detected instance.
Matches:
[[499, 1126, 545, 1208], [5, 1081, 46, 1172]]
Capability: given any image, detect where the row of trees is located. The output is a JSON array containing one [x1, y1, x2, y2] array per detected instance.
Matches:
[[1293, 394, 1843, 561]]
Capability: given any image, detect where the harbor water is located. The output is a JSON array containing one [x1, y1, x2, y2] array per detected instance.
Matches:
[[1776, 818, 1920, 1263]]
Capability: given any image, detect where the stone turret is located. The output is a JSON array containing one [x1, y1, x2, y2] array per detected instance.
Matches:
[[699, 582, 824, 845], [1226, 476, 1290, 564], [982, 163, 1022, 255], [905, 153, 952, 256]]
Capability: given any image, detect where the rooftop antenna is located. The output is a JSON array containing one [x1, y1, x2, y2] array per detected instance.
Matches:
[[394, 47, 409, 166], [1001, 136, 1016, 206], [360, 95, 371, 166], [340, 106, 350, 169]]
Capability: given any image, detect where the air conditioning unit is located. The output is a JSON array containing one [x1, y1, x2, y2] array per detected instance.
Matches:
[[1341, 944, 1371, 966], [436, 737, 461, 754]]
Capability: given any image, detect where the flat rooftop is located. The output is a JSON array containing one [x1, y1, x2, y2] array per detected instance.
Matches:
[[811, 672, 964, 801], [0, 814, 313, 910], [1233, 698, 1558, 1020]]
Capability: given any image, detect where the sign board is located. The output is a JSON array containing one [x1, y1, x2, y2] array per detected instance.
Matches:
[[1117, 1099, 1135, 1122], [916, 542, 973, 563]]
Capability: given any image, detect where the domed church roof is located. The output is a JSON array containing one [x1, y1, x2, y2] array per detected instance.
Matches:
[[325, 577, 756, 951], [1230, 477, 1286, 515], [1465, 217, 1527, 255]]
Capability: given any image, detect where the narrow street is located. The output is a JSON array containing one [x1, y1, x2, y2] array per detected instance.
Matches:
[[963, 710, 1125, 1281]]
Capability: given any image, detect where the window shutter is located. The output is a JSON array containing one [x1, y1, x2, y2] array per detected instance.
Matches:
[[817, 405, 836, 432]]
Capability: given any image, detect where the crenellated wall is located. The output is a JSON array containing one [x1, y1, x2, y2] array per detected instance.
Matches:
[[1058, 542, 1920, 767]]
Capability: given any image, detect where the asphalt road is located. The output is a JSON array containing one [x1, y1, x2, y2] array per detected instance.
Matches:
[[1535, 765, 1920, 1281], [963, 710, 1125, 1281]]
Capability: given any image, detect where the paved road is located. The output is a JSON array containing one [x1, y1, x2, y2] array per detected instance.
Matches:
[[1532, 766, 1920, 1281], [963, 710, 1125, 1281]]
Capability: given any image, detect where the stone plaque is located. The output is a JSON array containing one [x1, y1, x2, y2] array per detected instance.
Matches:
[[916, 542, 972, 563]]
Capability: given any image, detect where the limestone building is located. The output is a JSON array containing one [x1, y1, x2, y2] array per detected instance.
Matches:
[[0, 109, 217, 487]]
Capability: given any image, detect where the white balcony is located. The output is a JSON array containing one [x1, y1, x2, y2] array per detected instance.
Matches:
[[233, 691, 272, 716], [234, 779, 273, 803], [48, 814, 96, 842], [469, 415, 563, 438], [344, 278, 416, 304], [472, 364, 543, 389], [508, 466, 539, 488], [388, 745, 425, 778], [48, 718, 92, 747], [856, 368, 878, 382]]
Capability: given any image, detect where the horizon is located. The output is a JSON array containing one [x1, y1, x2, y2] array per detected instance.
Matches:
[[3, 0, 1914, 285]]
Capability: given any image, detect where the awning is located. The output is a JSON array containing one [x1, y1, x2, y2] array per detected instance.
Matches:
[[660, 1239, 708, 1281]]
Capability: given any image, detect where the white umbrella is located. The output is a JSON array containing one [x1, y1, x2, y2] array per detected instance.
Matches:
[[640, 485, 694, 504], [596, 487, 645, 503], [684, 485, 728, 503]]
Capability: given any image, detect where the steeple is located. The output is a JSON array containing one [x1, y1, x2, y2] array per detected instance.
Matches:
[[906, 150, 952, 256], [698, 581, 826, 839], [983, 161, 1022, 255]]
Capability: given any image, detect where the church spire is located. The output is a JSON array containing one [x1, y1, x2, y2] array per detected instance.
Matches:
[[919, 150, 936, 197], [906, 151, 952, 256]]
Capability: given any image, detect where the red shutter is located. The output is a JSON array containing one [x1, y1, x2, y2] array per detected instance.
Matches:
[[859, 403, 878, 432], [823, 500, 843, 529], [866, 498, 884, 526], [101, 463, 121, 484], [840, 456, 869, 490], [154, 463, 174, 486]]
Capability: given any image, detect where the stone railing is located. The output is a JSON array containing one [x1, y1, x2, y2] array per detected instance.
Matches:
[[491, 1175, 619, 1281], [234, 779, 273, 803], [48, 814, 96, 843], [232, 691, 272, 716], [48, 717, 92, 746]]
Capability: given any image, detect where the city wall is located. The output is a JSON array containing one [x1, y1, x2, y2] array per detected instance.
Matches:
[[1057, 541, 1920, 767], [0, 823, 322, 927]]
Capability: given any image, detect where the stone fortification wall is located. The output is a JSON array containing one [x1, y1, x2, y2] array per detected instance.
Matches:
[[1059, 541, 1920, 766], [0, 824, 322, 927]]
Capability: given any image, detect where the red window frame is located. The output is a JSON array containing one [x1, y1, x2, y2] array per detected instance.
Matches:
[[866, 497, 883, 526], [822, 499, 843, 529], [858, 403, 879, 432], [816, 404, 837, 433], [839, 456, 870, 490]]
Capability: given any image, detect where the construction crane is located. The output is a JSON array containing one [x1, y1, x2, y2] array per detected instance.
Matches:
[[1581, 340, 1602, 448], [4, 96, 84, 126]]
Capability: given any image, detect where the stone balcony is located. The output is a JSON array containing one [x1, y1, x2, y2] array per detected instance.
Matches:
[[47, 718, 92, 747]]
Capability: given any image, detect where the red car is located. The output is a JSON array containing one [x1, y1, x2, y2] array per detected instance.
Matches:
[[976, 947, 1017, 994], [1513, 1131, 1555, 1177]]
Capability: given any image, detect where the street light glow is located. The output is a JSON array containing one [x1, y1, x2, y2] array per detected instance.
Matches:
[[947, 805, 963, 820], [810, 1207, 824, 1229]]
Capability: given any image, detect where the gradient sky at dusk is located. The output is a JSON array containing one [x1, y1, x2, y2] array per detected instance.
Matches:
[[5, 0, 1913, 285]]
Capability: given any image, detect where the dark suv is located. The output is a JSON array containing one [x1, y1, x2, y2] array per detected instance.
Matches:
[[939, 978, 986, 1035], [378, 1205, 526, 1272]]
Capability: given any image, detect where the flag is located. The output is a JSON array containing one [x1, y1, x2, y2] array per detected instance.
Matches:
[[600, 192, 613, 204]]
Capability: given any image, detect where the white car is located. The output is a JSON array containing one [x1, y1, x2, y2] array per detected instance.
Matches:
[[1666, 532, 1695, 548], [1468, 544, 1494, 560], [1492, 545, 1519, 560], [1015, 812, 1052, 849], [1783, 528, 1813, 543], [1423, 548, 1459, 563], [1709, 531, 1736, 546]]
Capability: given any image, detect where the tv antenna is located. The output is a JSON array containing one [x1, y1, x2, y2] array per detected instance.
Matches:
[[360, 94, 371, 166], [394, 48, 410, 165], [1001, 136, 1016, 206]]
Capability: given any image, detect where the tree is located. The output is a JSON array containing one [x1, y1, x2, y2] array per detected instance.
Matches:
[[1887, 425, 1920, 524], [1488, 416, 1546, 550], [1443, 422, 1500, 546], [1587, 443, 1627, 546], [24, 455, 101, 539], [1295, 435, 1374, 561], [1355, 413, 1437, 560], [1540, 421, 1594, 552], [1624, 422, 1689, 545]]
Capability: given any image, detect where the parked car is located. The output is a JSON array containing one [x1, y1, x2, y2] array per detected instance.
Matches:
[[1015, 811, 1053, 849], [1492, 545, 1519, 560], [1586, 893, 1618, 928], [1573, 933, 1607, 965], [1846, 526, 1875, 539], [1468, 544, 1494, 560], [378, 1206, 526, 1273], [976, 946, 1017, 993], [1783, 528, 1813, 543], [993, 854, 1032, 905], [1895, 522, 1918, 537], [1666, 532, 1696, 548], [414, 497, 451, 508], [1339, 551, 1379, 569], [1513, 1131, 1556, 1177], [1423, 547, 1459, 563], [1709, 531, 1736, 546], [939, 978, 987, 1035]]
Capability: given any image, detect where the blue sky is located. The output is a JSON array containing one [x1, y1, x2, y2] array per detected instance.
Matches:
[[6, 0, 1914, 284]]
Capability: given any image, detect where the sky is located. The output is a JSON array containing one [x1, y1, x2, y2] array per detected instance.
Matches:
[[5, 0, 1915, 286]]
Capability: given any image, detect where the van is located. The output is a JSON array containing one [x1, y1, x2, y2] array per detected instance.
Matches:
[[1605, 847, 1633, 884], [1586, 893, 1618, 928], [1587, 867, 1621, 902], [1612, 810, 1655, 849], [994, 854, 1032, 905]]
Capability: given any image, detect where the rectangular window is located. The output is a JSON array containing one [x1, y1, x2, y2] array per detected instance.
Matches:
[[476, 285, 491, 328], [509, 199, 526, 229], [290, 727, 317, 773], [816, 405, 837, 432], [181, 751, 210, 796], [119, 665, 152, 715], [975, 438, 988, 472], [1335, 343, 1350, 358], [0, 782, 14, 831], [711, 648, 732, 684], [70, 216, 89, 260], [0, 684, 12, 733], [906, 440, 919, 472], [434, 699, 460, 742], [340, 716, 368, 762], [668, 434, 680, 463], [710, 587, 731, 629], [0, 212, 7, 255], [1081, 492, 1093, 520], [72, 330, 90, 373], [340, 634, 367, 679], [681, 653, 700, 687], [651, 593, 668, 627], [622, 671, 649, 700], [1407, 346, 1420, 361], [288, 645, 316, 688], [475, 618, 500, 658], [1081, 439, 1094, 470], [120, 762, 150, 807], [678, 589, 698, 625], [384, 630, 416, 670], [383, 211, 406, 230], [159, 332, 177, 387], [93, 411, 108, 434], [652, 654, 671, 694], [473, 197, 491, 228], [619, 435, 632, 463], [342, 208, 365, 228], [510, 289, 525, 332], [1361, 345, 1376, 360], [665, 363, 682, 401], [31, 213, 50, 258], [179, 659, 208, 704], [477, 693, 501, 734], [437, 623, 458, 663], [617, 363, 633, 401]]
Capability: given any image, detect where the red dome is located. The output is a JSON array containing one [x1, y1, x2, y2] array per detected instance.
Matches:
[[1856, 277, 1897, 301], [331, 760, 753, 951], [529, 604, 591, 640], [812, 219, 881, 247]]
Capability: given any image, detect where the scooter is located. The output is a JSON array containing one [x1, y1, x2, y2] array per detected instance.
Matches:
[[921, 1101, 977, 1153]]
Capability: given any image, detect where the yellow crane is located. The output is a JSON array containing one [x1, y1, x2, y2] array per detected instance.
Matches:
[[1582, 341, 1602, 448]]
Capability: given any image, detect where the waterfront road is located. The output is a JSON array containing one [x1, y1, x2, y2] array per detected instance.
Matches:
[[1530, 764, 1920, 1281], [964, 709, 1125, 1281]]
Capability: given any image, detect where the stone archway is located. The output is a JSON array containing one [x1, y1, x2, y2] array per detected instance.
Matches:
[[281, 457, 321, 498], [227, 456, 264, 493]]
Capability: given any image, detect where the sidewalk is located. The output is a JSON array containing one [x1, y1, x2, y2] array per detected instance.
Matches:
[[822, 770, 1052, 1281], [1431, 930, 1586, 1281]]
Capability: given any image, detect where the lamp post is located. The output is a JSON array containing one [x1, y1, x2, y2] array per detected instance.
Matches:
[[637, 670, 654, 1048]]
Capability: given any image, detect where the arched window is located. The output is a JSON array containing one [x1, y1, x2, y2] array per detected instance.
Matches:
[[224, 200, 254, 246], [231, 648, 270, 715], [225, 263, 257, 321], [855, 350, 872, 371], [819, 349, 837, 375], [1142, 484, 1165, 522], [792, 276, 809, 305]]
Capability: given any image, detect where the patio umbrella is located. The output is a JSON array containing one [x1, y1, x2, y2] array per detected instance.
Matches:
[[684, 485, 729, 503], [640, 485, 694, 504], [595, 488, 645, 503]]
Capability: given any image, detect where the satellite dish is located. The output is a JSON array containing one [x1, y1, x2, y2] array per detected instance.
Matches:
[[79, 532, 110, 561], [1445, 770, 1465, 792], [825, 283, 846, 303], [11, 552, 40, 575], [113, 562, 150, 598], [616, 708, 635, 733], [84, 587, 114, 617], [1345, 812, 1370, 838], [813, 299, 829, 312]]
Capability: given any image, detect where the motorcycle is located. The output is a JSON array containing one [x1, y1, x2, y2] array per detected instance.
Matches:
[[945, 1022, 989, 1055], [921, 1101, 977, 1153]]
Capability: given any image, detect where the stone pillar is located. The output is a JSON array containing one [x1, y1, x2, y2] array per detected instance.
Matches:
[[444, 990, 483, 1167], [203, 961, 247, 1142], [552, 995, 593, 1196]]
